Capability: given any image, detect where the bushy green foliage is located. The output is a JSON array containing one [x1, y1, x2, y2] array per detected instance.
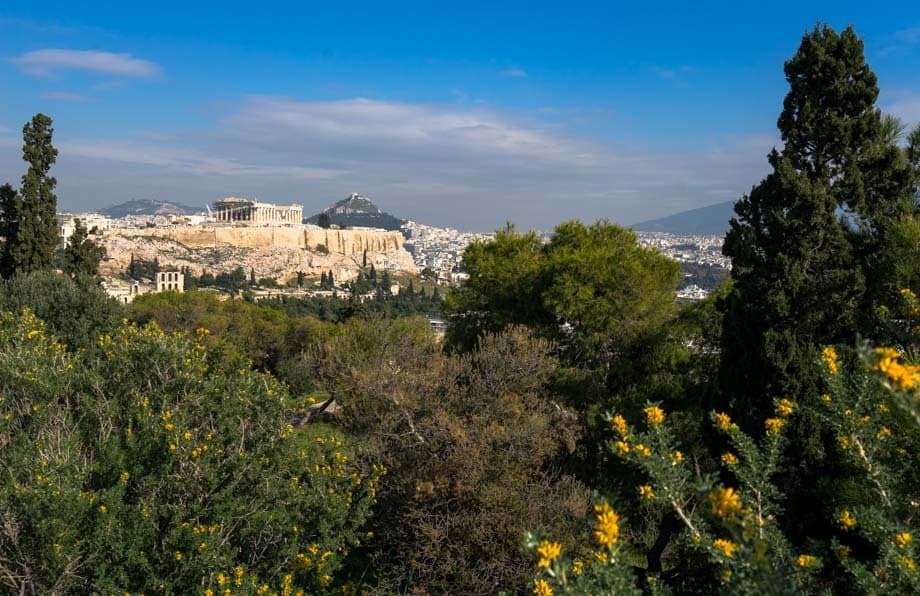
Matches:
[[0, 271, 121, 351], [0, 311, 379, 594], [297, 320, 588, 593]]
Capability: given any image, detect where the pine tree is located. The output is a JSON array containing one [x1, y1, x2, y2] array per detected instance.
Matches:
[[62, 219, 105, 277], [328, 270, 334, 287], [321, 271, 327, 288], [297, 271, 305, 288], [362, 249, 367, 268], [369, 264, 377, 283], [407, 279, 415, 297], [8, 114, 59, 275], [250, 267, 256, 286], [0, 184, 19, 278], [720, 25, 917, 427]]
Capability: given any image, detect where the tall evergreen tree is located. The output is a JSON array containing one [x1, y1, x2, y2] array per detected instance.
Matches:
[[62, 219, 105, 277], [321, 271, 327, 288], [0, 184, 18, 278], [720, 25, 917, 428], [8, 114, 59, 275], [327, 270, 334, 287]]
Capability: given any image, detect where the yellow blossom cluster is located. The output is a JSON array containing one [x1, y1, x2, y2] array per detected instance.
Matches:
[[638, 485, 655, 500], [593, 502, 620, 548], [764, 417, 785, 435], [715, 412, 733, 431], [708, 487, 742, 519], [776, 398, 795, 417], [838, 510, 857, 530], [713, 538, 737, 558], [535, 540, 562, 568], [644, 405, 665, 426], [610, 414, 628, 436], [822, 346, 839, 375], [796, 554, 818, 568], [533, 578, 554, 596], [895, 532, 913, 548], [875, 347, 920, 392]]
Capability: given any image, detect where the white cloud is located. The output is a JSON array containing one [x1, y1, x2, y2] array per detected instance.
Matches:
[[499, 67, 528, 78], [58, 139, 345, 180], [653, 65, 695, 80], [225, 96, 602, 167], [11, 49, 162, 78], [882, 91, 920, 127], [41, 91, 90, 102]]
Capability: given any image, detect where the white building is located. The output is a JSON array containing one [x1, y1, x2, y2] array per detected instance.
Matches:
[[212, 197, 303, 225]]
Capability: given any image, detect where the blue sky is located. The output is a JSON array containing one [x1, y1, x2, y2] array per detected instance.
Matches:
[[1, 1, 918, 231]]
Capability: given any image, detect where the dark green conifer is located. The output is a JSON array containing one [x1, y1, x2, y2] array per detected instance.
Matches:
[[8, 114, 59, 275], [62, 219, 105, 277]]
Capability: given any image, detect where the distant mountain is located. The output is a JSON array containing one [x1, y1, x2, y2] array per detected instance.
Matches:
[[100, 199, 200, 218], [306, 193, 404, 231], [633, 201, 736, 235]]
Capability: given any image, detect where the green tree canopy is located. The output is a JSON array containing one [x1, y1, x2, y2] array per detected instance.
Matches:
[[62, 219, 105, 278]]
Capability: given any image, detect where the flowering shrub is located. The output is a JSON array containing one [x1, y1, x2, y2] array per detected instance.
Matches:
[[526, 342, 920, 594], [0, 311, 379, 594]]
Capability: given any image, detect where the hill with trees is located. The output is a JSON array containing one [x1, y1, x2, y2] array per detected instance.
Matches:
[[305, 193, 404, 230]]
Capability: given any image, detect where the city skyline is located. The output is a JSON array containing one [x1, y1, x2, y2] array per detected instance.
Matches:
[[1, 2, 919, 231]]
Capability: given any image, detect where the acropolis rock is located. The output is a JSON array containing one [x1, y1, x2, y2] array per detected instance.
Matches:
[[98, 225, 416, 282]]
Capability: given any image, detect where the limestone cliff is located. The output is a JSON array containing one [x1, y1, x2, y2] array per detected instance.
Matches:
[[99, 225, 416, 282]]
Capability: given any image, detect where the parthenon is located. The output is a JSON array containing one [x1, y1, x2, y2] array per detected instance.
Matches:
[[213, 197, 303, 225]]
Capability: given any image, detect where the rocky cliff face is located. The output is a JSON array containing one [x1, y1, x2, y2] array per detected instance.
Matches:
[[99, 225, 416, 282]]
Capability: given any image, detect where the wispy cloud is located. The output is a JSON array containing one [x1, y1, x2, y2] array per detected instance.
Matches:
[[499, 67, 528, 78], [225, 96, 601, 167], [883, 91, 920, 127], [41, 91, 90, 102], [11, 49, 162, 78], [59, 139, 345, 180], [878, 26, 920, 56]]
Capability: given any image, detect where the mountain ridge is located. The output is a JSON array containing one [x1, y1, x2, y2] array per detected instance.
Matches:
[[100, 199, 200, 218], [633, 200, 735, 235]]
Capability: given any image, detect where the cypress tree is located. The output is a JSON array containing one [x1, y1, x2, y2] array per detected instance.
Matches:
[[328, 270, 334, 287], [0, 184, 18, 278], [720, 25, 917, 427], [9, 114, 59, 275], [321, 271, 327, 288]]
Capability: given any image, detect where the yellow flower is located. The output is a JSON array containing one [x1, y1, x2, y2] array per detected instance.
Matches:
[[838, 435, 850, 449], [901, 556, 917, 571], [174, 551, 183, 561], [822, 346, 839, 375], [533, 579, 553, 596], [638, 485, 655, 500], [98, 505, 107, 514], [708, 487, 742, 519], [572, 559, 584, 576], [610, 415, 628, 436], [594, 502, 620, 548], [614, 441, 630, 456], [895, 532, 913, 548], [838, 510, 857, 530], [120, 471, 130, 483], [764, 417, 785, 435], [776, 398, 795, 417], [875, 347, 920, 391], [634, 443, 651, 458], [535, 540, 562, 569], [715, 412, 732, 431], [721, 452, 738, 466], [183, 431, 192, 441], [216, 573, 227, 586], [821, 393, 832, 403], [713, 539, 738, 558], [644, 405, 665, 426], [670, 450, 684, 465], [796, 554, 817, 568]]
